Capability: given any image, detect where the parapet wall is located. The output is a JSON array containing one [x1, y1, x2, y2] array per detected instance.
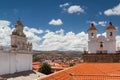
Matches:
[[0, 51, 32, 75], [82, 53, 120, 63]]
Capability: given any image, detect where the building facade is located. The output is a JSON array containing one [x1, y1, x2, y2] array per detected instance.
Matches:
[[0, 21, 33, 75], [83, 22, 120, 63], [88, 22, 116, 53]]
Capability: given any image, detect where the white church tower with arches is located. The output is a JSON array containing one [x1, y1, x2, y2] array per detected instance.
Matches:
[[88, 22, 116, 53], [10, 20, 32, 51], [0, 21, 33, 75]]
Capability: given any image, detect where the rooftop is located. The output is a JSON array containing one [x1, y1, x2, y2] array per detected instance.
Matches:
[[38, 63, 120, 80]]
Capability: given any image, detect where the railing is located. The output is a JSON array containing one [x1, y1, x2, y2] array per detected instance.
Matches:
[[96, 50, 107, 53], [69, 74, 120, 80]]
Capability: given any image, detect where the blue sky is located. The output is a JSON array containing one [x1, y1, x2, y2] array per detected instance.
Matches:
[[0, 0, 120, 33], [0, 0, 120, 51]]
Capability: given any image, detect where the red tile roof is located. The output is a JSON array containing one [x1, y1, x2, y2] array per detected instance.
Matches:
[[0, 77, 4, 80], [32, 62, 41, 71], [38, 63, 120, 80], [33, 62, 41, 65]]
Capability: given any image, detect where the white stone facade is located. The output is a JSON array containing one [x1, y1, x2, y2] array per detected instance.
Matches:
[[0, 21, 33, 75], [0, 52, 32, 75], [88, 22, 116, 53]]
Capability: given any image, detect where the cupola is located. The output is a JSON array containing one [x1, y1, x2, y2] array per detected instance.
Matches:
[[106, 22, 116, 30], [88, 23, 97, 31]]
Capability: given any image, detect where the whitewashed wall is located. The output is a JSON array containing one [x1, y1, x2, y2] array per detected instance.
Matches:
[[88, 40, 116, 53], [0, 51, 32, 75]]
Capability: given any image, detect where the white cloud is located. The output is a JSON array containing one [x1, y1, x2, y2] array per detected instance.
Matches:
[[0, 20, 12, 47], [104, 3, 120, 16], [87, 21, 98, 26], [98, 21, 107, 26], [23, 26, 43, 50], [24, 27, 43, 34], [49, 19, 63, 26], [87, 21, 107, 26], [0, 20, 43, 50], [99, 12, 102, 15], [68, 5, 84, 14], [1, 20, 120, 51], [59, 4, 84, 14], [60, 3, 69, 7], [39, 29, 88, 51]]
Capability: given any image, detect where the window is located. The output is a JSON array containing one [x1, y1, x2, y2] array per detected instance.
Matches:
[[110, 32, 112, 36], [91, 33, 94, 36], [91, 33, 94, 38], [100, 42, 103, 47]]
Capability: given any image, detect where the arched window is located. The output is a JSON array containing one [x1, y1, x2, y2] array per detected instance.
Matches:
[[100, 42, 103, 47], [91, 33, 94, 36], [110, 32, 112, 36]]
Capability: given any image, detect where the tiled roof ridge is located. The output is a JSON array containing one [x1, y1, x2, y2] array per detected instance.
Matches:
[[68, 74, 120, 77]]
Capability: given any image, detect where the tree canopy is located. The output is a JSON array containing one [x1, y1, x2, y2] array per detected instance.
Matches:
[[38, 62, 52, 75]]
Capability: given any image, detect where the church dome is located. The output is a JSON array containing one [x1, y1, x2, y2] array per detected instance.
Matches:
[[88, 23, 97, 31], [106, 22, 116, 30]]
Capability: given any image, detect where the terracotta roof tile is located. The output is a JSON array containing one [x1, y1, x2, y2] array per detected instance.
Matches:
[[38, 63, 120, 80], [32, 62, 41, 70]]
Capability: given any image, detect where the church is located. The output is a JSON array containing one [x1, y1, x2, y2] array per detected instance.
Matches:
[[88, 22, 116, 53], [83, 22, 120, 62], [0, 21, 33, 75]]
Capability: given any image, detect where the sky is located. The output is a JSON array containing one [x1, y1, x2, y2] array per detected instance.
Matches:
[[0, 0, 120, 51]]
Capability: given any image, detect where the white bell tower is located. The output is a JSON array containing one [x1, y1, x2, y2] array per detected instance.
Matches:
[[10, 20, 32, 51], [88, 23, 97, 40], [106, 22, 116, 40], [88, 23, 98, 53], [106, 22, 116, 53]]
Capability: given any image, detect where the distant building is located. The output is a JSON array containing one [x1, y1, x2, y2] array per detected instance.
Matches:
[[0, 21, 33, 75], [88, 22, 116, 53]]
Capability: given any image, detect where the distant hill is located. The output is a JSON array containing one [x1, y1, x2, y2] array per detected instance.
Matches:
[[33, 51, 83, 62], [33, 50, 83, 54]]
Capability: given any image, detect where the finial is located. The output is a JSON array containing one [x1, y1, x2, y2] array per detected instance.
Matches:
[[109, 22, 112, 25], [91, 23, 94, 26], [16, 17, 21, 23]]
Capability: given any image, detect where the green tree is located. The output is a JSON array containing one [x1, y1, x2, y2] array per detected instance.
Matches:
[[69, 63, 74, 67], [38, 62, 52, 75]]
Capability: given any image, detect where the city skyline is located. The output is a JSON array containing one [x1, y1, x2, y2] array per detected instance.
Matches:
[[0, 0, 120, 51]]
